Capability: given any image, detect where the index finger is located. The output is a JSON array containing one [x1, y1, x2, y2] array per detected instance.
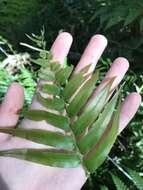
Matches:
[[50, 32, 73, 64]]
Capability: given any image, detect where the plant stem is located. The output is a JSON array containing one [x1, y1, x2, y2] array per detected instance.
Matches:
[[108, 156, 132, 180], [20, 43, 49, 53]]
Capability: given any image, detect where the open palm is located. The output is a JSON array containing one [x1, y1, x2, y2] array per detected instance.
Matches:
[[0, 33, 141, 190]]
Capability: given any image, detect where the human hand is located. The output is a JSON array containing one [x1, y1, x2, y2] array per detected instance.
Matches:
[[0, 33, 141, 190]]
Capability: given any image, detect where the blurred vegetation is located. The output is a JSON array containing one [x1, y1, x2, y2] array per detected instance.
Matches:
[[0, 0, 143, 70], [0, 0, 143, 189]]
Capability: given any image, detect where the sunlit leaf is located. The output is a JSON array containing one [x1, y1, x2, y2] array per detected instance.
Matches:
[[0, 128, 74, 149], [0, 149, 81, 168]]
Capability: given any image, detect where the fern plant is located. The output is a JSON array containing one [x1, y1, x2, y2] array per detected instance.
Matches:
[[0, 34, 36, 105], [127, 168, 143, 190], [111, 174, 129, 190], [111, 169, 143, 190], [0, 47, 121, 175]]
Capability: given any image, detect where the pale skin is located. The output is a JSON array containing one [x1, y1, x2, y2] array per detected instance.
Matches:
[[0, 32, 141, 190]]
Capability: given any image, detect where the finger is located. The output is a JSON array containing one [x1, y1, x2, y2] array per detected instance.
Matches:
[[119, 92, 141, 133], [74, 34, 107, 74], [86, 57, 129, 108], [33, 32, 73, 102], [0, 82, 24, 127], [96, 57, 129, 93], [36, 32, 73, 93], [22, 33, 73, 129], [50, 32, 73, 64]]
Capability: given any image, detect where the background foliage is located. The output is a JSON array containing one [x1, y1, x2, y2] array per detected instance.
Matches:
[[0, 0, 143, 189]]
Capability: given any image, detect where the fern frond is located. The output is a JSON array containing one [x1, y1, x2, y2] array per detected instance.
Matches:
[[0, 50, 121, 174], [127, 168, 143, 190], [111, 174, 129, 190]]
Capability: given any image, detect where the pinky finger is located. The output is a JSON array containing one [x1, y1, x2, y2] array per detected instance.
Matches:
[[119, 92, 142, 133]]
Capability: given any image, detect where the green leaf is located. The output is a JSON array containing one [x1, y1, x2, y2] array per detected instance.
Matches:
[[0, 149, 81, 168], [50, 61, 61, 72], [24, 110, 70, 131], [39, 51, 51, 59], [38, 70, 55, 81], [104, 7, 125, 30], [78, 90, 119, 154], [55, 65, 74, 85], [0, 128, 74, 150], [127, 168, 143, 190], [42, 84, 60, 95], [111, 174, 129, 190], [63, 73, 84, 101], [64, 57, 68, 67], [72, 80, 113, 137], [105, 16, 123, 30], [138, 0, 143, 7], [100, 186, 109, 190], [140, 18, 143, 31], [84, 100, 120, 173], [89, 9, 106, 23], [37, 93, 65, 111], [67, 72, 99, 117], [31, 58, 48, 66], [26, 34, 43, 47], [124, 8, 142, 26]]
